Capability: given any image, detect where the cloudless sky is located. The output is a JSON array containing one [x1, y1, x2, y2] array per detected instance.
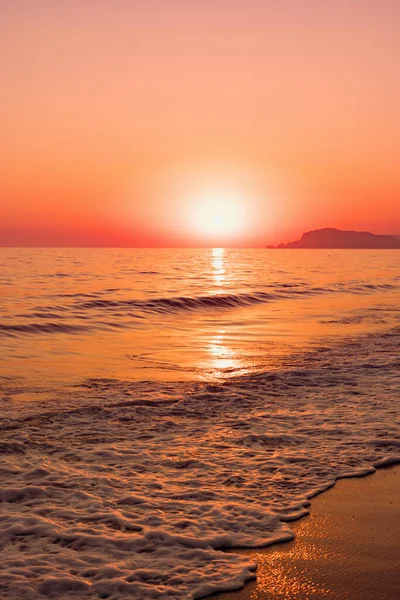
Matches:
[[1, 0, 399, 246]]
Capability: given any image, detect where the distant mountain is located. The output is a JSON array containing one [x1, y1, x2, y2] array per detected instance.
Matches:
[[269, 228, 400, 249]]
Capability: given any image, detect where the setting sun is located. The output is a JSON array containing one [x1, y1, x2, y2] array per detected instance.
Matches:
[[188, 187, 249, 239]]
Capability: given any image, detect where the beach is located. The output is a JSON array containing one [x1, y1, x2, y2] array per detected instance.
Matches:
[[211, 466, 400, 600]]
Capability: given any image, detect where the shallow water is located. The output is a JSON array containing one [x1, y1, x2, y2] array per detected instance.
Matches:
[[0, 249, 399, 599]]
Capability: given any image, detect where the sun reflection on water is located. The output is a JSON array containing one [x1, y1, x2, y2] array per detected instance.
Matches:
[[205, 329, 252, 380], [208, 332, 238, 372], [211, 247, 226, 285], [206, 250, 245, 377]]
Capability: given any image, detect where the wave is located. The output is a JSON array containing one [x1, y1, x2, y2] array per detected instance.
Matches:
[[0, 323, 88, 336], [1, 281, 398, 337], [76, 282, 398, 313], [77, 290, 279, 313]]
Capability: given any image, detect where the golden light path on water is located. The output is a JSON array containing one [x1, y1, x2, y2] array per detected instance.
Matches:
[[211, 247, 226, 285], [208, 331, 239, 373], [207, 248, 244, 377]]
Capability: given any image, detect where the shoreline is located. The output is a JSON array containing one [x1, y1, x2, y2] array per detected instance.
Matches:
[[1, 310, 398, 599], [210, 465, 400, 600]]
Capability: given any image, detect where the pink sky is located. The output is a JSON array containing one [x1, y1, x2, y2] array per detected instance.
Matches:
[[1, 0, 399, 246]]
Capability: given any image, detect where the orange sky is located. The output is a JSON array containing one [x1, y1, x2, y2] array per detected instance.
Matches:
[[1, 0, 399, 247]]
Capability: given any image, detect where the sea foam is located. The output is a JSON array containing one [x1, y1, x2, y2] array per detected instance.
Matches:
[[0, 328, 399, 599]]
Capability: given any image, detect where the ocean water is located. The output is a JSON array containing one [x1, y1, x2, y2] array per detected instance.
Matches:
[[0, 248, 399, 599]]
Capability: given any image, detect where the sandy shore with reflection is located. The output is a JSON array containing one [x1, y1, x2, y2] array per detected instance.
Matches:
[[211, 466, 399, 600]]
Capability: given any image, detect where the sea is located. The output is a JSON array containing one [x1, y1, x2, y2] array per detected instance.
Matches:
[[0, 248, 399, 599]]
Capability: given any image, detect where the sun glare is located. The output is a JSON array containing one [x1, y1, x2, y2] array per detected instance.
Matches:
[[190, 188, 248, 239]]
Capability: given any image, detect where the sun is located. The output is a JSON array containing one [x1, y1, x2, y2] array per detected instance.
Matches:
[[189, 187, 248, 238]]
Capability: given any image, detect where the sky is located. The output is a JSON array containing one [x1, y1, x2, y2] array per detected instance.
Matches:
[[1, 0, 399, 247]]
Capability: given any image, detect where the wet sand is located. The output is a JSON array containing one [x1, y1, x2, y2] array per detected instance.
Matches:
[[211, 466, 400, 600]]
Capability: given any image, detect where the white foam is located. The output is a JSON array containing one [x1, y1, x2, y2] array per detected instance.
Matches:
[[0, 329, 399, 599]]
